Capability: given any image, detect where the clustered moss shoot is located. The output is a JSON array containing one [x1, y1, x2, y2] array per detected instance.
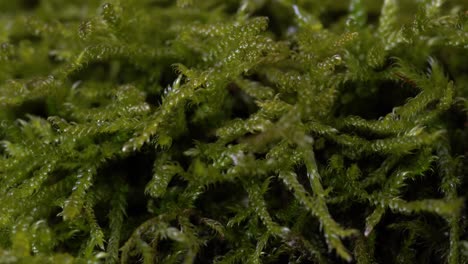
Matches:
[[0, 0, 467, 263]]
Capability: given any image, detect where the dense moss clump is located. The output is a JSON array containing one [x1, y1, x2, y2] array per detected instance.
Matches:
[[0, 0, 467, 263]]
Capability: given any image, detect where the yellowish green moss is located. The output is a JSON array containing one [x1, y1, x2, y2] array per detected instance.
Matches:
[[0, 0, 467, 263]]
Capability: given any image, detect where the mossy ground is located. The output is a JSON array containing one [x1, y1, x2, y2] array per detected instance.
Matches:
[[0, 0, 467, 263]]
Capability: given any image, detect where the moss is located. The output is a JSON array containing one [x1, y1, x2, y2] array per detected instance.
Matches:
[[0, 0, 467, 263]]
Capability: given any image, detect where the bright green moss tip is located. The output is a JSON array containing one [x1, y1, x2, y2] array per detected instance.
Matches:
[[0, 0, 467, 263]]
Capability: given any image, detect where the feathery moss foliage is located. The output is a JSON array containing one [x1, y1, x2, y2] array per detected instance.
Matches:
[[0, 0, 467, 263]]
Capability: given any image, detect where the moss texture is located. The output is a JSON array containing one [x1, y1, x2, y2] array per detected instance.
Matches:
[[0, 0, 467, 263]]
